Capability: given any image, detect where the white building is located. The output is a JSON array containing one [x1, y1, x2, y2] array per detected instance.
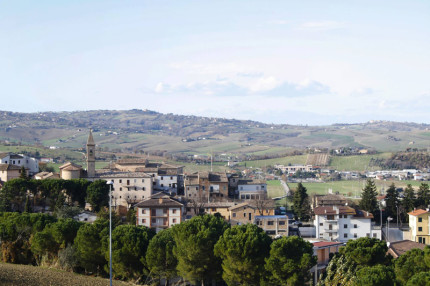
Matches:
[[314, 206, 381, 242], [274, 164, 315, 174], [0, 152, 39, 175], [237, 179, 267, 200], [135, 192, 184, 232]]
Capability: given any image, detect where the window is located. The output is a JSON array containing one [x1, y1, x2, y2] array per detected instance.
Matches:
[[173, 218, 177, 223], [279, 221, 285, 225], [354, 233, 357, 238], [119, 179, 122, 183], [151, 218, 156, 223], [142, 219, 146, 223], [344, 215, 348, 218], [161, 176, 164, 180], [418, 217, 423, 222], [127, 180, 130, 185], [163, 209, 167, 214], [151, 209, 156, 216], [212, 208, 216, 211], [202, 186, 205, 191], [161, 184, 164, 187], [142, 179, 145, 182], [268, 221, 274, 225], [344, 224, 348, 229], [344, 234, 348, 238], [327, 215, 334, 220], [187, 187, 190, 191], [196, 187, 198, 191], [170, 176, 173, 180], [373, 233, 377, 238], [142, 187, 145, 191], [233, 213, 236, 218], [320, 223, 323, 226], [120, 187, 123, 191], [243, 213, 246, 217], [134, 179, 137, 183], [354, 224, 357, 228], [112, 180, 114, 183], [172, 209, 177, 214], [142, 209, 146, 214], [419, 227, 423, 232], [134, 187, 137, 191]]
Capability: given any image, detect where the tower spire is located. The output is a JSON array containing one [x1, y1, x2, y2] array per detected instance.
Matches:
[[86, 129, 96, 177]]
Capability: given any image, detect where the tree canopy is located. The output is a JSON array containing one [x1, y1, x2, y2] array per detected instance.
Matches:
[[214, 224, 272, 286]]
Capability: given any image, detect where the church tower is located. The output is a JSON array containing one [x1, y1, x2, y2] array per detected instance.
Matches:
[[86, 129, 96, 177]]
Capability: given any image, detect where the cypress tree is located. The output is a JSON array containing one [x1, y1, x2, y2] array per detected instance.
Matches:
[[359, 179, 378, 215]]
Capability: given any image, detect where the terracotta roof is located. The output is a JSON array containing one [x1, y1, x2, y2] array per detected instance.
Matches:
[[388, 240, 426, 258], [134, 193, 184, 208], [313, 241, 344, 248], [313, 206, 356, 216], [229, 202, 256, 211], [96, 171, 152, 178], [353, 209, 374, 219], [59, 162, 82, 170], [408, 209, 429, 216], [35, 172, 60, 179]]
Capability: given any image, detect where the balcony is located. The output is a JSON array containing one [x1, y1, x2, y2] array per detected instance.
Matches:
[[324, 228, 338, 233]]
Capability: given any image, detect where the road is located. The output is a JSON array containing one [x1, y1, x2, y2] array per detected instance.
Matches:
[[272, 179, 291, 200]]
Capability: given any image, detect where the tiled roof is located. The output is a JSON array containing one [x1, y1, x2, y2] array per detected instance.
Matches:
[[388, 240, 426, 257], [354, 209, 374, 219], [59, 162, 82, 170], [96, 171, 152, 178], [313, 241, 344, 248], [0, 164, 22, 171], [237, 179, 266, 185], [134, 193, 184, 208], [0, 152, 8, 159], [408, 209, 429, 216], [318, 194, 346, 201], [314, 206, 356, 216]]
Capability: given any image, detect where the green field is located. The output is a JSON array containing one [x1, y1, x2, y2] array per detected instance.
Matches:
[[287, 180, 425, 197], [329, 153, 392, 171], [238, 155, 308, 168]]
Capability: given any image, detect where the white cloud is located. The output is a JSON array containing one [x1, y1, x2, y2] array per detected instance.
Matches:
[[249, 76, 281, 92]]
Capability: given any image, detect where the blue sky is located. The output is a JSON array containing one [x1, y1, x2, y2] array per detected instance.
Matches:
[[1, 0, 429, 125]]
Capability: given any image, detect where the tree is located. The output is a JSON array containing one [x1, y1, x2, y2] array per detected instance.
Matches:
[[385, 183, 399, 222], [214, 224, 272, 286], [319, 237, 390, 286], [74, 218, 109, 275], [146, 228, 178, 284], [86, 180, 110, 212], [402, 184, 416, 216], [172, 214, 229, 285], [19, 166, 28, 179], [406, 271, 430, 286], [353, 265, 395, 286], [108, 225, 155, 280], [293, 183, 310, 221], [359, 179, 378, 215], [395, 248, 429, 285], [416, 183, 430, 209], [265, 236, 316, 286]]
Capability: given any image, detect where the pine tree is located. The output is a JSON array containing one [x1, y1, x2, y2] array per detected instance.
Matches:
[[19, 166, 28, 179], [416, 183, 430, 209], [402, 184, 415, 213], [293, 183, 310, 221], [359, 179, 378, 215], [385, 183, 399, 221]]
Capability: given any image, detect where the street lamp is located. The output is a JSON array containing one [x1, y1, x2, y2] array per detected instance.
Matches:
[[387, 216, 393, 242], [106, 180, 114, 286]]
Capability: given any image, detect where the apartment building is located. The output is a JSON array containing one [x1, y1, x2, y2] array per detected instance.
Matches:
[[408, 209, 430, 245]]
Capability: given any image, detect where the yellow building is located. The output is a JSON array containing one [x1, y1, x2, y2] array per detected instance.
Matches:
[[408, 209, 430, 245]]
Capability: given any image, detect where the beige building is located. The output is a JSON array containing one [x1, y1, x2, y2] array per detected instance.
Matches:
[[229, 201, 275, 225], [97, 171, 153, 210], [0, 164, 26, 182], [135, 192, 184, 232], [59, 162, 83, 179], [237, 179, 267, 200], [185, 201, 236, 220], [255, 215, 289, 236], [184, 172, 229, 202], [408, 209, 430, 245]]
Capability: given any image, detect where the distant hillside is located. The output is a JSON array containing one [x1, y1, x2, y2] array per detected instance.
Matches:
[[0, 110, 429, 155]]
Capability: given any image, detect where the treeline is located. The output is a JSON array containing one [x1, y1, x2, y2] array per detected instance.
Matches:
[[0, 212, 317, 286], [318, 237, 430, 286], [381, 151, 430, 170], [0, 178, 110, 213]]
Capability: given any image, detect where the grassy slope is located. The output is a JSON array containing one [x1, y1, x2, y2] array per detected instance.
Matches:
[[0, 263, 135, 286]]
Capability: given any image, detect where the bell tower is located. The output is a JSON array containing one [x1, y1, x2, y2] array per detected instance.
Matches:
[[86, 129, 96, 177]]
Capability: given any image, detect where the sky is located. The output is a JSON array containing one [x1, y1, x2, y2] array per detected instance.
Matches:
[[1, 0, 429, 125]]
